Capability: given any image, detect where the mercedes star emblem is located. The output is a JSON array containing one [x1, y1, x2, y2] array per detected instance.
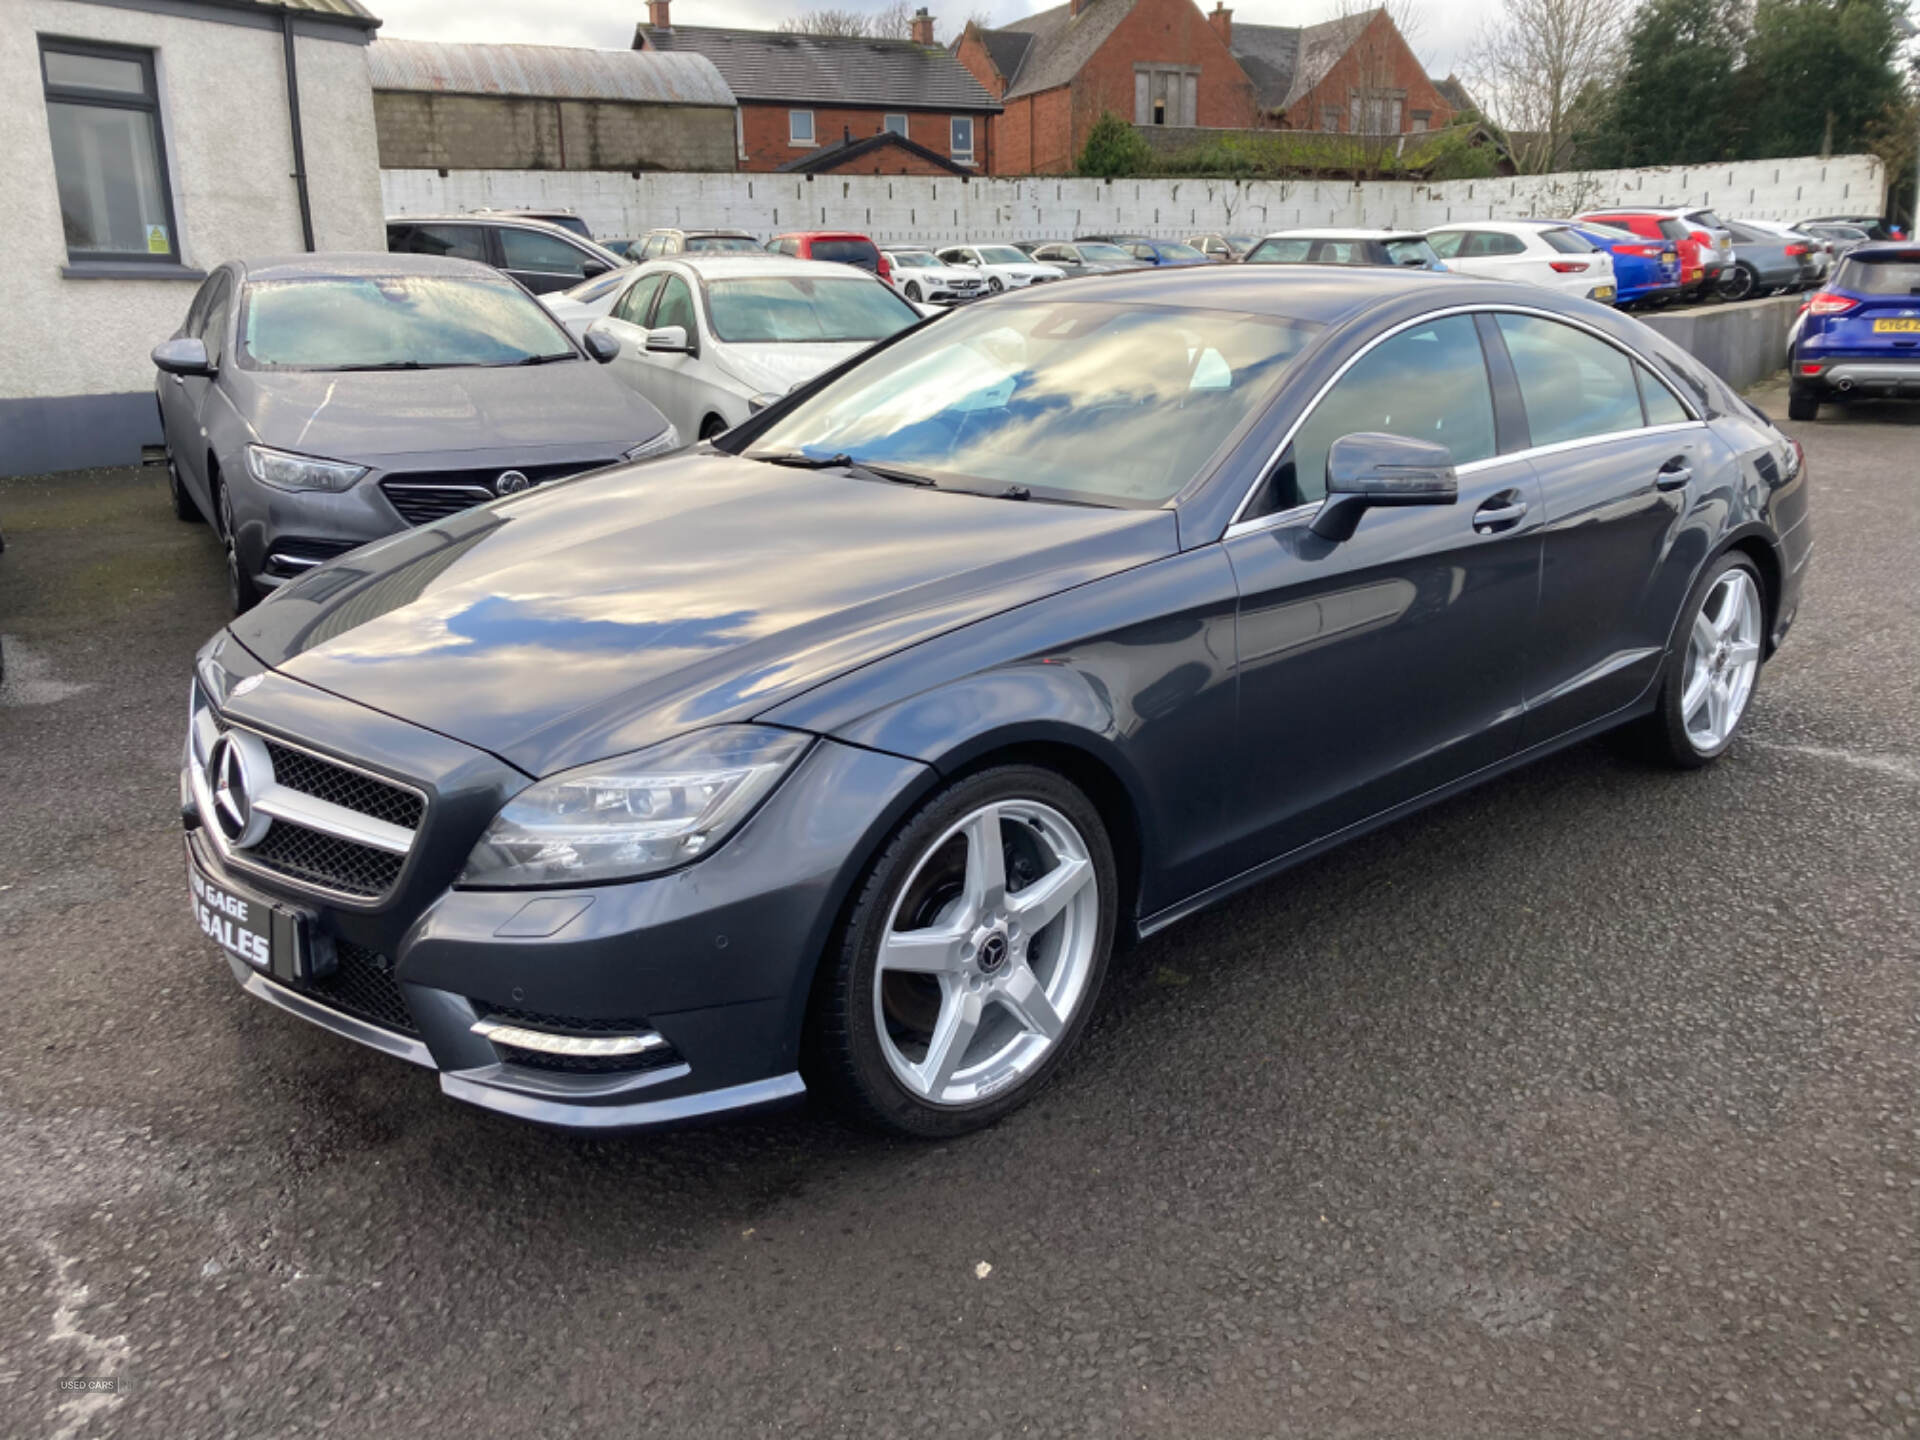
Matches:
[[495, 470, 532, 495], [207, 731, 273, 849]]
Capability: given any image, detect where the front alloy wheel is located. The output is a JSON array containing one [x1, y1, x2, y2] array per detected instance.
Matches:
[[218, 483, 261, 615], [809, 766, 1116, 1137]]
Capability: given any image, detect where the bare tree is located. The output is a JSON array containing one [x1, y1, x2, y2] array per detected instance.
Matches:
[[1336, 1, 1434, 174], [780, 8, 875, 37], [1465, 0, 1627, 173], [867, 1, 918, 39]]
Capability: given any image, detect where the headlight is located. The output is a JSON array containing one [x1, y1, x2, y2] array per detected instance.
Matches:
[[245, 444, 368, 493], [458, 725, 811, 887], [747, 392, 783, 415], [623, 423, 682, 461]]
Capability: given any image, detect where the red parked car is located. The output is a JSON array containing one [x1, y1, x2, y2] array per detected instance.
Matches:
[[1577, 207, 1735, 300], [766, 231, 891, 283]]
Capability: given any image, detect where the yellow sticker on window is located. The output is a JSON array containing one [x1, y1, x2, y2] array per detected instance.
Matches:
[[146, 224, 169, 254]]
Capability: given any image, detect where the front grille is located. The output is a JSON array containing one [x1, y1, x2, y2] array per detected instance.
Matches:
[[475, 1003, 681, 1075], [292, 940, 417, 1036], [263, 742, 424, 830], [380, 459, 614, 526], [250, 821, 405, 899]]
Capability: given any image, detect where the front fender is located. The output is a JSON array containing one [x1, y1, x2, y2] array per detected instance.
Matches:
[[763, 546, 1242, 916]]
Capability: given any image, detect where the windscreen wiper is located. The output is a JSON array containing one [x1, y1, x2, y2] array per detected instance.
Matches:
[[503, 353, 577, 366], [754, 452, 937, 487]]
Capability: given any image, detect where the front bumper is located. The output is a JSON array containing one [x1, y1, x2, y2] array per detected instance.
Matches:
[[184, 654, 933, 1131]]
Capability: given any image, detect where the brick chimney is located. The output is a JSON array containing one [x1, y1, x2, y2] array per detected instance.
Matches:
[[1209, 3, 1232, 46], [910, 6, 935, 44], [647, 0, 672, 28]]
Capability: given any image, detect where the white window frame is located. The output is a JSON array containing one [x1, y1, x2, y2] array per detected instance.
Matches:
[[884, 113, 909, 138], [950, 114, 974, 165], [789, 109, 815, 147]]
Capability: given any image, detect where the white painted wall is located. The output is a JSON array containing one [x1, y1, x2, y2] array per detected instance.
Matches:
[[1, 2, 385, 404], [383, 154, 1886, 248]]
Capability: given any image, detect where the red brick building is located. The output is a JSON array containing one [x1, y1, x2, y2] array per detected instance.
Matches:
[[956, 0, 1257, 176], [1221, 6, 1457, 135], [633, 2, 1000, 174]]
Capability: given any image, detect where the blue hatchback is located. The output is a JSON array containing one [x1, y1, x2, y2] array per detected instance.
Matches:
[[1789, 243, 1920, 419], [1560, 221, 1683, 306]]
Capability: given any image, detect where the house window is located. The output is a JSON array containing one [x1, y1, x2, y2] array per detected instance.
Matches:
[[884, 113, 909, 137], [950, 115, 974, 164], [1321, 106, 1341, 132], [789, 109, 815, 146], [1349, 91, 1405, 133], [1409, 110, 1431, 132], [1133, 67, 1198, 127], [735, 108, 747, 159], [40, 38, 178, 263]]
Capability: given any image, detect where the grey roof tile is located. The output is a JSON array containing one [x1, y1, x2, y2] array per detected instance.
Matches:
[[635, 24, 999, 111], [988, 0, 1138, 101]]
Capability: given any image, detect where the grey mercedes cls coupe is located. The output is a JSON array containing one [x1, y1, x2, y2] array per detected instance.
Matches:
[[153, 253, 679, 613], [182, 267, 1809, 1139]]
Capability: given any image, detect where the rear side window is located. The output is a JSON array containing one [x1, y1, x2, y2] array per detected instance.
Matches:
[[1833, 254, 1920, 294], [499, 228, 587, 277], [1275, 316, 1496, 510], [1657, 219, 1692, 243], [1248, 238, 1313, 263], [388, 223, 486, 263], [1384, 238, 1443, 268], [1688, 210, 1725, 229], [1464, 232, 1527, 257], [810, 239, 879, 272], [1540, 228, 1596, 254], [1426, 231, 1465, 258], [1311, 240, 1360, 264], [1496, 314, 1644, 446], [1637, 364, 1690, 426]]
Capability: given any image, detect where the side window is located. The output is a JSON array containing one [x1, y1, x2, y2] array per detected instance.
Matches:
[[1496, 314, 1645, 446], [1426, 231, 1465, 259], [1637, 362, 1690, 426], [1269, 315, 1496, 512], [613, 273, 666, 326], [198, 275, 232, 368], [639, 235, 665, 259], [1312, 241, 1359, 264], [653, 275, 697, 336], [1130, 244, 1155, 260], [499, 228, 588, 277], [389, 223, 487, 262]]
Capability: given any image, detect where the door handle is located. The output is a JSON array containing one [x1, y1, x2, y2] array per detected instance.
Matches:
[[1472, 495, 1528, 533], [1655, 461, 1692, 491]]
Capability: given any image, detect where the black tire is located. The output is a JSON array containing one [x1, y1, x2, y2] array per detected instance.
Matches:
[[805, 764, 1118, 1139], [167, 453, 203, 523], [1638, 552, 1765, 769], [904, 282, 921, 302], [216, 478, 261, 614], [988, 275, 1004, 293], [1786, 392, 1819, 422]]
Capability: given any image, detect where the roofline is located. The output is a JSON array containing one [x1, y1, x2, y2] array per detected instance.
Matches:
[[730, 93, 1000, 112], [192, 0, 379, 32]]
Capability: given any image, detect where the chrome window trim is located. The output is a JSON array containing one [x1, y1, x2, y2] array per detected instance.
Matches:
[[1223, 302, 1706, 532]]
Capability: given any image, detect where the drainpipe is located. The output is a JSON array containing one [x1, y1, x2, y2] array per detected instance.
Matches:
[[282, 11, 315, 251]]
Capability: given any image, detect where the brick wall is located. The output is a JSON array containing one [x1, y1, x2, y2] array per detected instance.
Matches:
[[374, 92, 734, 171], [953, 27, 1007, 100], [739, 102, 990, 173], [1277, 11, 1454, 134]]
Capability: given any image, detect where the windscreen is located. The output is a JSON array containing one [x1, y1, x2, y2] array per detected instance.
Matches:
[[241, 275, 574, 370], [1834, 253, 1920, 295], [748, 300, 1322, 506], [1246, 238, 1313, 263], [1657, 219, 1693, 242], [1384, 238, 1444, 268], [686, 235, 765, 253], [891, 252, 942, 269], [1155, 241, 1210, 262], [976, 246, 1032, 265], [809, 239, 880, 271], [706, 276, 919, 343]]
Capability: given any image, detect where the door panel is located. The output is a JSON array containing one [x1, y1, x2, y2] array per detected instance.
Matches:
[[1224, 457, 1542, 869]]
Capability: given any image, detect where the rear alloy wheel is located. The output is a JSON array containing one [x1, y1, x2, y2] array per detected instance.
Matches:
[[218, 482, 261, 615], [1717, 263, 1757, 301], [1645, 554, 1764, 767], [809, 766, 1116, 1137]]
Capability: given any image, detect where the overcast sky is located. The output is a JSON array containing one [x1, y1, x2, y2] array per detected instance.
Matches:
[[367, 0, 1481, 85]]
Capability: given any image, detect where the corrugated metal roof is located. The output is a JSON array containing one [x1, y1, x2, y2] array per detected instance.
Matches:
[[368, 38, 735, 107], [637, 25, 999, 111]]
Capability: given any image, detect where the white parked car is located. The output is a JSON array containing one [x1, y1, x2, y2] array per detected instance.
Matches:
[[883, 249, 991, 306], [1425, 220, 1619, 304], [539, 265, 645, 338], [934, 243, 1064, 292], [584, 256, 925, 442]]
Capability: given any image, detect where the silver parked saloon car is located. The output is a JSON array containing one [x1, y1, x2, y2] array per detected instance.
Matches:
[[153, 253, 678, 613]]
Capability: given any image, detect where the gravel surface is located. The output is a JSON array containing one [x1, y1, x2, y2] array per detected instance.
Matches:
[[0, 383, 1913, 1439]]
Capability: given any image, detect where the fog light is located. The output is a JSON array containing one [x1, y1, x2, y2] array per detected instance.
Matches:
[[1799, 363, 1824, 375], [471, 1020, 667, 1057]]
